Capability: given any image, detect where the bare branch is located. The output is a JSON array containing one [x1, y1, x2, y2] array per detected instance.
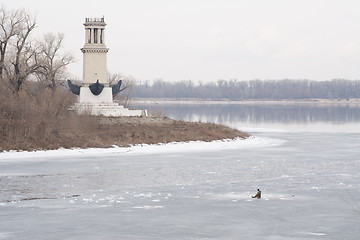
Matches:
[[35, 32, 74, 90], [110, 73, 136, 108]]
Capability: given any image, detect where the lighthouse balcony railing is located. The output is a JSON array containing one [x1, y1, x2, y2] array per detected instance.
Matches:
[[85, 17, 104, 23]]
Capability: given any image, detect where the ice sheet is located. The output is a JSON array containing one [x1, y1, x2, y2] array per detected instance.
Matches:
[[0, 132, 359, 239]]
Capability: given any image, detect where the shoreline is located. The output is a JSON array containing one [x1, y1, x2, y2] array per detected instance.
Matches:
[[0, 116, 250, 153], [0, 136, 258, 160], [132, 98, 360, 105]]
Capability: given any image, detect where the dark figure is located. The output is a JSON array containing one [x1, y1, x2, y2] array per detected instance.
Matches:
[[111, 80, 122, 96], [252, 189, 261, 199], [67, 80, 81, 95], [89, 80, 104, 95]]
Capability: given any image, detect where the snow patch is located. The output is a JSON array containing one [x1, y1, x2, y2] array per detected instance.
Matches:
[[0, 232, 12, 239], [308, 232, 327, 236], [0, 136, 283, 161], [132, 205, 164, 209], [208, 192, 304, 201]]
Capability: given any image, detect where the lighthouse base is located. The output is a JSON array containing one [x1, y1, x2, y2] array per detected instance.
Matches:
[[74, 102, 147, 117], [74, 87, 147, 117]]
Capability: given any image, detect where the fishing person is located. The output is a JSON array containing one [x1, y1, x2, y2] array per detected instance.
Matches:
[[252, 189, 261, 199]]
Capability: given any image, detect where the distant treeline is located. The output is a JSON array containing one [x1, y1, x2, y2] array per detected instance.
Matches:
[[133, 79, 360, 100]]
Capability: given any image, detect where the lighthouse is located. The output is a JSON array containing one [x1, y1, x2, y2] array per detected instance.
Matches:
[[68, 17, 146, 117], [82, 18, 108, 86], [79, 17, 112, 103]]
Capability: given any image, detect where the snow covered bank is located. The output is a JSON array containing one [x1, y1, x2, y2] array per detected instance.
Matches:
[[0, 136, 284, 161]]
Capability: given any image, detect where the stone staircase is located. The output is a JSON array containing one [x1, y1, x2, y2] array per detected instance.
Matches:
[[74, 102, 147, 117]]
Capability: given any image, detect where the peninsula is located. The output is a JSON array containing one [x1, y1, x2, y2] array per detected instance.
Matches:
[[0, 114, 250, 152]]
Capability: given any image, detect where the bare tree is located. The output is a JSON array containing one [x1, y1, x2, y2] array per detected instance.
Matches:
[[109, 73, 135, 108], [0, 7, 28, 83], [36, 33, 74, 90], [0, 6, 39, 92]]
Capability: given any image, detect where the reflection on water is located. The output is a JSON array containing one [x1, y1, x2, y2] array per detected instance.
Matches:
[[133, 102, 360, 132]]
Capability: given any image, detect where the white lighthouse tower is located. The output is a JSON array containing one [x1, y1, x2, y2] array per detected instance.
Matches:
[[69, 17, 146, 117], [80, 17, 111, 103]]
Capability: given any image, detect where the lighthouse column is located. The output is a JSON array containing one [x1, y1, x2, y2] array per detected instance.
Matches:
[[79, 17, 112, 103]]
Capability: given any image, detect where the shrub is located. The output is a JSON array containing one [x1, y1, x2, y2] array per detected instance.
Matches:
[[0, 84, 88, 151]]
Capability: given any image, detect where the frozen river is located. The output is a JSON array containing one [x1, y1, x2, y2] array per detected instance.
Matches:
[[1, 102, 360, 239]]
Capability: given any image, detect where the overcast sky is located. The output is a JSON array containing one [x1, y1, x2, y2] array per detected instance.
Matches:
[[5, 0, 360, 82]]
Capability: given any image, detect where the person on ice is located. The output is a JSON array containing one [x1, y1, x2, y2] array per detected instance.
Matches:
[[252, 189, 261, 199]]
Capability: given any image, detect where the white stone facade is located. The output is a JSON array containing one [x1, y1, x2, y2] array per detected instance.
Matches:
[[74, 17, 146, 117], [82, 18, 108, 86], [75, 102, 147, 117]]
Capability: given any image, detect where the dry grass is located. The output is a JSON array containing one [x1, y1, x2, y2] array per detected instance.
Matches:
[[0, 86, 250, 152], [96, 116, 249, 147], [0, 85, 85, 151]]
